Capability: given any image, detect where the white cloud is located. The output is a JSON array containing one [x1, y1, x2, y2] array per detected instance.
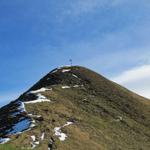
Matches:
[[62, 0, 149, 18], [63, 0, 126, 17], [111, 65, 150, 99], [112, 65, 150, 84]]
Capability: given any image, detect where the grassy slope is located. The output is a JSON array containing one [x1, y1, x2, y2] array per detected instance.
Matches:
[[0, 66, 150, 150]]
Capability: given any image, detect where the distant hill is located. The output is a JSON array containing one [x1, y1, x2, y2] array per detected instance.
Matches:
[[0, 66, 150, 150]]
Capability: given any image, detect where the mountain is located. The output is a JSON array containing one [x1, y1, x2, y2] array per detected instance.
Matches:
[[0, 66, 150, 150]]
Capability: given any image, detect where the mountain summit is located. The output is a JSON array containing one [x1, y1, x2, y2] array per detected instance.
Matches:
[[0, 66, 150, 150]]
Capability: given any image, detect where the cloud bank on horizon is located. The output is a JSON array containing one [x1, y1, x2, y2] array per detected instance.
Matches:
[[0, 0, 150, 106], [112, 65, 150, 99]]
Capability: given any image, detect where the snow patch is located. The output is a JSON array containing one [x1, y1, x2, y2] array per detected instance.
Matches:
[[51, 66, 71, 74], [62, 69, 71, 73], [34, 141, 39, 145], [30, 123, 36, 128], [54, 127, 67, 141], [40, 132, 45, 141], [31, 143, 37, 149], [63, 122, 73, 127], [72, 74, 78, 78], [116, 116, 123, 122], [24, 93, 51, 104], [37, 93, 46, 99], [18, 101, 26, 112], [31, 135, 36, 142], [62, 85, 82, 89], [28, 114, 41, 118], [10, 101, 26, 117], [31, 135, 39, 149], [73, 85, 79, 88], [29, 120, 36, 128], [29, 88, 52, 94], [54, 122, 73, 141], [31, 141, 39, 149], [24, 99, 50, 104], [62, 86, 71, 89]]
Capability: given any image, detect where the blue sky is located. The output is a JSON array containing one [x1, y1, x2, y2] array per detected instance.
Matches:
[[0, 0, 150, 106]]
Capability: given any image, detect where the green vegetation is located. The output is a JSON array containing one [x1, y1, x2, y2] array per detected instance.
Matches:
[[0, 144, 19, 150], [0, 66, 150, 150]]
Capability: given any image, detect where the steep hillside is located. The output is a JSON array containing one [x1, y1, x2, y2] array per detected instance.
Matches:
[[0, 66, 150, 150]]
